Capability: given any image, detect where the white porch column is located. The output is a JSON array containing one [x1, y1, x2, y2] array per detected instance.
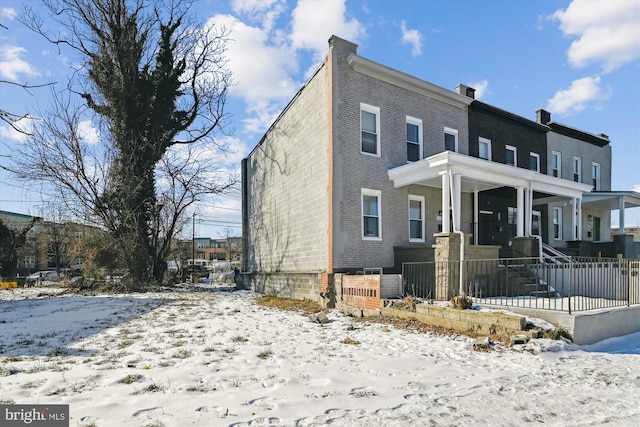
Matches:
[[619, 196, 626, 234], [442, 172, 450, 233], [526, 185, 533, 235], [572, 197, 578, 240], [516, 186, 525, 237], [576, 198, 582, 240], [474, 190, 479, 245], [453, 173, 462, 231]]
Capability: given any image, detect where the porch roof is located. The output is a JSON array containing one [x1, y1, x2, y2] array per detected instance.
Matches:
[[581, 191, 640, 211], [388, 151, 592, 199]]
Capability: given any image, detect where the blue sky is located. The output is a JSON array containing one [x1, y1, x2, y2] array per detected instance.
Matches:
[[1, 0, 639, 238]]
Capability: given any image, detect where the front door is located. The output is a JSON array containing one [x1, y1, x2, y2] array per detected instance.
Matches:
[[478, 211, 495, 245], [531, 211, 541, 236], [593, 217, 601, 241]]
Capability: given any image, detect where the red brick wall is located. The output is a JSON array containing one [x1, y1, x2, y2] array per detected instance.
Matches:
[[342, 275, 381, 310]]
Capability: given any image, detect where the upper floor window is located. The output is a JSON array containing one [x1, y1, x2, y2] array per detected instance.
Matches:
[[362, 188, 382, 240], [444, 127, 458, 152], [573, 156, 582, 182], [408, 195, 425, 242], [506, 145, 517, 167], [529, 152, 540, 172], [360, 104, 380, 156], [406, 116, 422, 162], [592, 162, 600, 190], [551, 151, 561, 178], [478, 137, 491, 160]]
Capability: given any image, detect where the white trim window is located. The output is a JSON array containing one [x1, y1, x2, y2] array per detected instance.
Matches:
[[573, 156, 582, 182], [553, 207, 562, 240], [551, 151, 561, 178], [362, 188, 382, 240], [406, 116, 422, 162], [506, 145, 517, 167], [24, 256, 35, 269], [478, 137, 491, 160], [592, 162, 600, 190], [444, 127, 458, 152], [529, 152, 540, 172], [360, 103, 380, 156], [408, 195, 425, 242]]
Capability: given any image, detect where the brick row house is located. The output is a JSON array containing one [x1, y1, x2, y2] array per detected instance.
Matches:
[[241, 36, 640, 301]]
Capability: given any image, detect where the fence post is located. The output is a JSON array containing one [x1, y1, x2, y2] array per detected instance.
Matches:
[[568, 257, 572, 315]]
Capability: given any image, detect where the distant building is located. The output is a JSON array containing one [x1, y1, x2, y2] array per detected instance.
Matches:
[[610, 227, 640, 241], [0, 210, 96, 276]]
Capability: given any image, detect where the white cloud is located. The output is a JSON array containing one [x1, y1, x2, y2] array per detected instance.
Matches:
[[77, 120, 100, 145], [400, 20, 422, 57], [207, 1, 364, 134], [1, 7, 17, 20], [231, 0, 286, 33], [467, 79, 489, 100], [633, 184, 640, 194], [0, 45, 41, 81], [546, 76, 611, 116], [552, 0, 640, 72], [209, 14, 300, 131], [0, 117, 34, 142], [290, 0, 365, 56]]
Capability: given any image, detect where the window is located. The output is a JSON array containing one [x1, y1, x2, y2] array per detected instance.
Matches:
[[444, 127, 458, 152], [573, 156, 581, 182], [553, 207, 562, 240], [362, 189, 382, 240], [360, 104, 380, 156], [529, 152, 540, 172], [551, 151, 561, 178], [408, 195, 425, 242], [75, 257, 84, 267], [506, 145, 517, 167], [406, 116, 422, 162], [507, 207, 517, 225], [592, 162, 600, 190], [478, 137, 491, 160], [24, 256, 35, 269]]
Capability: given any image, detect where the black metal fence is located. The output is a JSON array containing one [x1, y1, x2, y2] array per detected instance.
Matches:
[[402, 257, 640, 314]]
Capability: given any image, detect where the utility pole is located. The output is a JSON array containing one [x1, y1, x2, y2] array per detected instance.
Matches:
[[192, 213, 196, 265]]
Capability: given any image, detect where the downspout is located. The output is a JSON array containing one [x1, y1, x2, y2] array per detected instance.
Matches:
[[448, 169, 465, 295]]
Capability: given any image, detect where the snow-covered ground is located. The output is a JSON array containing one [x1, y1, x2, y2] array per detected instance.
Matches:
[[1, 285, 639, 426]]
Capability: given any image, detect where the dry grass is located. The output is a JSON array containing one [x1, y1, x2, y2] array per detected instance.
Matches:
[[255, 296, 324, 315]]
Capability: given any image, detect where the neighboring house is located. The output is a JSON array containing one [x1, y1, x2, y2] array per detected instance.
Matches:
[[536, 110, 612, 245], [466, 98, 550, 248], [176, 237, 241, 268], [242, 36, 640, 300], [610, 227, 640, 241], [0, 210, 96, 277]]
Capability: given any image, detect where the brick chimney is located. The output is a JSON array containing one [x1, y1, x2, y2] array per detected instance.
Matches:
[[536, 109, 551, 124], [455, 84, 475, 99]]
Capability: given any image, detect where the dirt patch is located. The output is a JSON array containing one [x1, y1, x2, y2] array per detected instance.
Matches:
[[255, 295, 324, 315]]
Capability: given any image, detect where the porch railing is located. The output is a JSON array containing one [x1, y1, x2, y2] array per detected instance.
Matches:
[[402, 257, 640, 314]]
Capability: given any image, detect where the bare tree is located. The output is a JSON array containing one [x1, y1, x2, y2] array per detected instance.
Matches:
[[219, 227, 242, 263], [0, 217, 40, 279], [15, 0, 235, 288], [0, 23, 53, 138]]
